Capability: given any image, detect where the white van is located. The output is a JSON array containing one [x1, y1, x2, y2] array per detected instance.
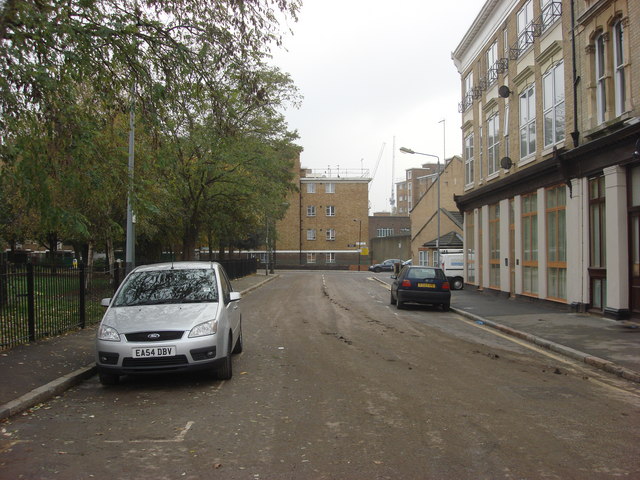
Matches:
[[440, 250, 464, 290]]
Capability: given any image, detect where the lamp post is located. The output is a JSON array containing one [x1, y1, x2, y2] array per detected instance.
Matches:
[[399, 147, 441, 267], [353, 218, 362, 271]]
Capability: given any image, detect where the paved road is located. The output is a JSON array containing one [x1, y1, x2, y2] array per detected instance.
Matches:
[[1, 271, 639, 479]]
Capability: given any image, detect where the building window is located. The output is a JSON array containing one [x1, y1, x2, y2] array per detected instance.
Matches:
[[326, 205, 335, 217], [486, 41, 498, 85], [325, 183, 335, 193], [464, 132, 474, 186], [589, 176, 606, 309], [543, 61, 565, 148], [307, 229, 316, 241], [307, 252, 316, 264], [377, 228, 394, 237], [519, 84, 536, 159], [326, 252, 336, 264], [306, 183, 316, 193], [419, 250, 429, 266], [613, 20, 626, 117], [489, 204, 500, 288], [595, 33, 606, 125], [479, 125, 484, 180], [546, 185, 567, 300], [466, 212, 475, 284], [326, 229, 336, 241], [487, 114, 500, 176], [307, 205, 316, 217], [504, 103, 510, 158], [464, 71, 473, 111], [516, 0, 534, 52], [522, 192, 538, 295]]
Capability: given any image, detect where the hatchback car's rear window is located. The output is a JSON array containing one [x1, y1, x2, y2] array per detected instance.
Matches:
[[406, 268, 443, 280], [114, 269, 218, 306]]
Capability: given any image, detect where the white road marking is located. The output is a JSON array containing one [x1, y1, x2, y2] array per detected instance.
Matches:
[[105, 421, 195, 444]]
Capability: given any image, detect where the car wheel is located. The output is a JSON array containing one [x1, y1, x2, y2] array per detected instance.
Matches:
[[390, 292, 397, 305], [232, 324, 243, 354], [374, 267, 381, 273], [216, 334, 233, 380], [98, 372, 119, 386], [452, 278, 464, 290], [442, 303, 450, 312]]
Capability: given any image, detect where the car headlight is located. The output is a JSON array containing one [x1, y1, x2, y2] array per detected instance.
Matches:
[[98, 325, 121, 342], [189, 319, 218, 338]]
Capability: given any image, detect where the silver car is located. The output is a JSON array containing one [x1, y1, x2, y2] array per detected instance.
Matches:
[[95, 262, 242, 385]]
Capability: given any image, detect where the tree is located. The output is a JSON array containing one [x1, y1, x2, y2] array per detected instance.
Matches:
[[1, 0, 302, 263]]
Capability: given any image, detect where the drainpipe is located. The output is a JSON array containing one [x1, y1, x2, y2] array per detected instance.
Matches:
[[570, 0, 580, 148]]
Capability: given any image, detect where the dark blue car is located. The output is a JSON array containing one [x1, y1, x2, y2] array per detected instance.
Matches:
[[390, 266, 451, 311]]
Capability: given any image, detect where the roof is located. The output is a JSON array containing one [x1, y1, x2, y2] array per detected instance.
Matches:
[[423, 231, 464, 249]]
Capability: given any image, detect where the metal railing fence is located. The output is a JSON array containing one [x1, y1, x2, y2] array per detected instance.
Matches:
[[0, 258, 257, 351], [0, 263, 123, 351]]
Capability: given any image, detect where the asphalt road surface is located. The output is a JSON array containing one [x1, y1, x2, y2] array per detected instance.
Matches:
[[1, 271, 639, 479]]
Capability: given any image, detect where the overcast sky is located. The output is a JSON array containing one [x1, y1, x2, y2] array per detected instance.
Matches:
[[271, 0, 484, 213]]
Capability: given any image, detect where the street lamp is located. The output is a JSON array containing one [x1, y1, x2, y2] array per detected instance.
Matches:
[[399, 147, 441, 267], [353, 219, 362, 271]]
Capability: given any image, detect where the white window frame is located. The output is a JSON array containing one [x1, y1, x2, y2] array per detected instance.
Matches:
[[326, 252, 336, 264], [519, 84, 536, 159], [595, 33, 607, 125], [479, 125, 484, 180], [377, 228, 394, 237], [306, 182, 316, 193], [613, 20, 626, 117], [325, 183, 335, 194], [517, 0, 534, 52], [326, 229, 336, 241], [464, 133, 474, 186], [307, 205, 316, 217], [487, 114, 500, 176], [307, 252, 316, 264], [464, 72, 473, 111], [504, 103, 510, 159], [307, 229, 316, 241], [543, 61, 565, 148], [486, 42, 498, 86], [326, 205, 335, 217]]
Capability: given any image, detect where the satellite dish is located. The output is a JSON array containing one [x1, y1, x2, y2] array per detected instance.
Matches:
[[498, 85, 512, 98], [500, 157, 513, 170]]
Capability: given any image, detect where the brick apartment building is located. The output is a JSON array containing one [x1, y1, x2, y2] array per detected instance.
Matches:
[[395, 163, 440, 215], [271, 155, 371, 269], [452, 0, 639, 319]]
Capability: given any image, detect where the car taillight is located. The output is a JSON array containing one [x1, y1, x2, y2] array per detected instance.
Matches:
[[442, 282, 450, 290], [401, 280, 412, 287]]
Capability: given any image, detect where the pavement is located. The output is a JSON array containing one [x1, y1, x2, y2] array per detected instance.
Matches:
[[1, 271, 639, 420]]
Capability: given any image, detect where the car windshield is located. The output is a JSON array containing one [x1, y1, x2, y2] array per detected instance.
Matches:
[[113, 269, 218, 306], [406, 268, 441, 280]]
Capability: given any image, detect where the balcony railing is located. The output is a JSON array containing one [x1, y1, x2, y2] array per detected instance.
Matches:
[[460, 1, 562, 111]]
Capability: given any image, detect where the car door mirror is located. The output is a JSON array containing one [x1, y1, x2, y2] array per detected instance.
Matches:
[[100, 298, 111, 307], [229, 292, 241, 302]]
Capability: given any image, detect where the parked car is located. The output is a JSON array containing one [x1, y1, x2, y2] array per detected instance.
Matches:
[[368, 258, 402, 273], [402, 259, 412, 266], [95, 262, 242, 385], [390, 265, 451, 311]]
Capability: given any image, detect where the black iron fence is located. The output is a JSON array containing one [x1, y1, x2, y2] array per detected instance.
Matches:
[[0, 262, 124, 351], [0, 258, 257, 351]]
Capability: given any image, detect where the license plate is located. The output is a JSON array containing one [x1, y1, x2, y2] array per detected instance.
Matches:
[[418, 283, 435, 288], [132, 346, 175, 358]]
